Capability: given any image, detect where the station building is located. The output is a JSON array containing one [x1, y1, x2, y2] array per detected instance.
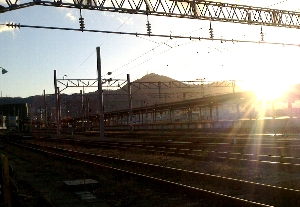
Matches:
[[0, 103, 28, 130]]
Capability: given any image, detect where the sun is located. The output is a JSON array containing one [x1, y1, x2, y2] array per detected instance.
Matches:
[[240, 79, 292, 101], [234, 45, 296, 102]]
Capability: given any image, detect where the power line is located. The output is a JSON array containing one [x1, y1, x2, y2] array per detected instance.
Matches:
[[66, 14, 133, 77], [116, 29, 202, 78], [4, 23, 300, 47], [267, 0, 291, 8], [113, 40, 234, 80], [99, 14, 133, 47], [4, 22, 300, 82], [136, 36, 172, 48], [110, 39, 173, 76], [67, 50, 95, 77], [86, 0, 296, 78], [114, 46, 173, 78]]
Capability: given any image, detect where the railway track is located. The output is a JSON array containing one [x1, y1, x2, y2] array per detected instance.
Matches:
[[37, 136, 300, 173], [2, 134, 300, 206]]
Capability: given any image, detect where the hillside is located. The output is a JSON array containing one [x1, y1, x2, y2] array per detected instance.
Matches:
[[0, 73, 240, 117]]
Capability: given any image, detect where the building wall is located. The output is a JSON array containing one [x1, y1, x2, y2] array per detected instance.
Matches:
[[0, 115, 7, 129], [0, 103, 28, 118]]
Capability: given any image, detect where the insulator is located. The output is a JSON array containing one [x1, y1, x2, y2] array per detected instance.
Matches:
[[79, 17, 85, 32], [209, 22, 214, 39], [146, 21, 151, 36], [6, 23, 20, 28], [260, 26, 264, 41], [209, 28, 214, 39]]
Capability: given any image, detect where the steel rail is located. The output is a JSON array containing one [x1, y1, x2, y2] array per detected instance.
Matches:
[[40, 136, 300, 173], [2, 137, 273, 206], [6, 136, 300, 206]]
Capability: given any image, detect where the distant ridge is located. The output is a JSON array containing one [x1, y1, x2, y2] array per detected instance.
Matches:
[[0, 73, 238, 112], [133, 73, 178, 83], [4, 74, 300, 115]]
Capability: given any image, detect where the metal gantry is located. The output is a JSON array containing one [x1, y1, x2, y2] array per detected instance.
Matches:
[[1, 0, 300, 29], [55, 70, 236, 133], [56, 78, 125, 93], [56, 78, 236, 105], [56, 78, 235, 95]]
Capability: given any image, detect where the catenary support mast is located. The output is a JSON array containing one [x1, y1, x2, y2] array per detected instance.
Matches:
[[97, 47, 105, 138]]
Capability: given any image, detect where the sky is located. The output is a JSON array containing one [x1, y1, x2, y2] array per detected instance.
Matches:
[[1, 0, 300, 98]]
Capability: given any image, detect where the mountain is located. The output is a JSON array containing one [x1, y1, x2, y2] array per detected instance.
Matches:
[[0, 73, 240, 118]]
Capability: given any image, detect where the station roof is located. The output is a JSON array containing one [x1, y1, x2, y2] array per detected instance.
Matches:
[[105, 91, 256, 116]]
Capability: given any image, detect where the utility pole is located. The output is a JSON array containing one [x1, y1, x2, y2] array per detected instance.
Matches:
[[57, 87, 61, 134], [54, 70, 60, 136], [1, 67, 7, 106], [43, 90, 48, 131], [80, 89, 84, 129], [127, 74, 133, 133], [87, 96, 90, 132], [97, 47, 105, 138], [29, 104, 32, 133]]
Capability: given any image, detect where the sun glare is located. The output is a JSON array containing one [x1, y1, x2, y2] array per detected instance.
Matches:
[[240, 79, 291, 101]]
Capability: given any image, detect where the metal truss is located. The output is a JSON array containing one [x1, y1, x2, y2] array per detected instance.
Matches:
[[131, 80, 235, 89], [129, 80, 236, 94], [1, 0, 300, 29], [62, 90, 231, 103], [142, 92, 211, 100], [56, 78, 127, 93], [56, 78, 235, 95], [53, 77, 237, 114], [101, 92, 209, 101]]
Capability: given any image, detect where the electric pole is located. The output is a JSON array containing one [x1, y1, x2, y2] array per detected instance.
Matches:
[[97, 47, 105, 138]]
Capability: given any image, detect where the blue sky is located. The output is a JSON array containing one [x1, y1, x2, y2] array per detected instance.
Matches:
[[1, 0, 300, 98]]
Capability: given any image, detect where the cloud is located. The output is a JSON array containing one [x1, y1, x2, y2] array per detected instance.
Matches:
[[0, 0, 6, 6], [66, 10, 77, 21], [101, 12, 133, 26], [54, 6, 77, 22], [0, 24, 16, 34]]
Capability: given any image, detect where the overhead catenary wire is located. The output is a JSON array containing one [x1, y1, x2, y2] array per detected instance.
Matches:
[[136, 36, 172, 48], [266, 0, 291, 8], [4, 23, 300, 47], [99, 14, 133, 47], [110, 43, 162, 76], [4, 22, 300, 84], [66, 14, 134, 78], [113, 41, 198, 79], [110, 28, 204, 76], [90, 0, 297, 78]]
